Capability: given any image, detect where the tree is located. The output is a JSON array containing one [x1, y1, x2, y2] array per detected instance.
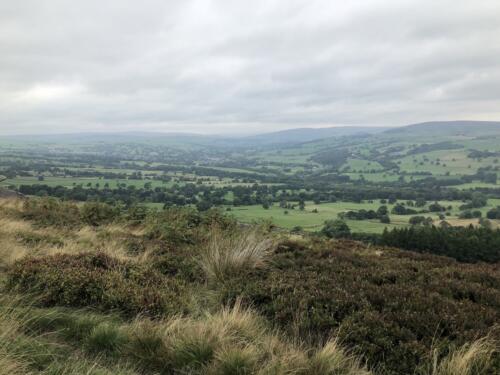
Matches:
[[196, 200, 212, 212], [486, 207, 500, 219], [377, 205, 388, 216], [428, 202, 445, 212], [415, 198, 426, 207], [409, 216, 426, 225], [379, 215, 390, 224], [298, 200, 305, 211], [321, 219, 351, 239]]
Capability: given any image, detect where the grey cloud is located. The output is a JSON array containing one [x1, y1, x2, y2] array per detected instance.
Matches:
[[1, 0, 500, 135]]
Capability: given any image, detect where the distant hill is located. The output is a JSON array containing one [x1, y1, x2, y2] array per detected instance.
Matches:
[[382, 120, 500, 138], [0, 127, 389, 148], [0, 132, 219, 147], [232, 126, 389, 146], [0, 132, 215, 143], [4, 121, 499, 148]]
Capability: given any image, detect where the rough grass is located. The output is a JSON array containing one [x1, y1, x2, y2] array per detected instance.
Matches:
[[2, 298, 372, 375], [200, 229, 275, 283], [430, 336, 498, 375], [0, 296, 139, 374]]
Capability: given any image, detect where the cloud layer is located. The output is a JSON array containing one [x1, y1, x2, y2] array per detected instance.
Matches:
[[1, 0, 500, 134]]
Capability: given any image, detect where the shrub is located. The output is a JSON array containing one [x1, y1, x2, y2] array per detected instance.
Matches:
[[145, 207, 236, 246], [7, 252, 187, 317], [80, 201, 120, 226], [22, 197, 80, 228]]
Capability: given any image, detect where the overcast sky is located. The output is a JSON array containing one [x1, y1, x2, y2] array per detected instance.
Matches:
[[1, 0, 499, 135]]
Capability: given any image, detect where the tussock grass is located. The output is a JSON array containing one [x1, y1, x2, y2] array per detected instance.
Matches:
[[0, 298, 29, 375], [200, 229, 275, 283], [430, 336, 498, 375], [0, 297, 140, 374], [308, 339, 371, 375], [0, 238, 28, 268], [83, 322, 128, 355], [0, 217, 32, 234], [127, 301, 371, 374], [0, 198, 24, 220]]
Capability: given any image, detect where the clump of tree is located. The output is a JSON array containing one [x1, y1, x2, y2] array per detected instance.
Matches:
[[458, 210, 482, 219], [339, 206, 391, 223], [391, 204, 418, 215], [321, 219, 351, 239], [486, 206, 500, 219], [408, 216, 433, 226], [381, 225, 500, 263]]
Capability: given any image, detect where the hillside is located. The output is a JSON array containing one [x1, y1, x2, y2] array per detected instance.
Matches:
[[0, 197, 498, 374], [233, 126, 389, 146], [383, 120, 500, 138]]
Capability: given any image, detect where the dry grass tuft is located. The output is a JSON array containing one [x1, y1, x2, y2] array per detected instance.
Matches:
[[308, 338, 371, 375], [126, 301, 372, 374], [430, 336, 498, 375], [0, 238, 28, 268], [0, 217, 32, 235], [200, 229, 275, 283]]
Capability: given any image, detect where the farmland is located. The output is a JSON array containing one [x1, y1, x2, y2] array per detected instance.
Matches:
[[1, 121, 500, 234]]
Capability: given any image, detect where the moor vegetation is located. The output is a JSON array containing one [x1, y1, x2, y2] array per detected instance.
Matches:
[[0, 196, 498, 374]]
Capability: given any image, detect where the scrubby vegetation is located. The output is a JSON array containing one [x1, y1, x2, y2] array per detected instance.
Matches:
[[220, 239, 500, 374], [7, 252, 187, 317], [0, 197, 498, 374]]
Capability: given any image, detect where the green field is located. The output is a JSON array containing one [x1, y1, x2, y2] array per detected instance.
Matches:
[[2, 122, 500, 234], [229, 199, 500, 233]]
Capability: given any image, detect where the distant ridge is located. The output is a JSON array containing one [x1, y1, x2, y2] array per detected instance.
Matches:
[[236, 126, 389, 145], [384, 120, 500, 136], [3, 121, 499, 147]]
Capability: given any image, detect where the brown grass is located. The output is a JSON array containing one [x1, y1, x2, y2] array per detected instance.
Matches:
[[128, 300, 371, 374], [430, 336, 498, 375], [200, 229, 275, 283]]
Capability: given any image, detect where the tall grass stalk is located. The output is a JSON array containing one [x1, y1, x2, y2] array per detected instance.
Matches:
[[200, 228, 274, 283]]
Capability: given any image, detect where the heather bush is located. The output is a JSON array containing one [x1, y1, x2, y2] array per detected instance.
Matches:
[[7, 252, 188, 317], [145, 207, 236, 245], [80, 201, 120, 226], [22, 197, 80, 228], [220, 239, 500, 374]]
